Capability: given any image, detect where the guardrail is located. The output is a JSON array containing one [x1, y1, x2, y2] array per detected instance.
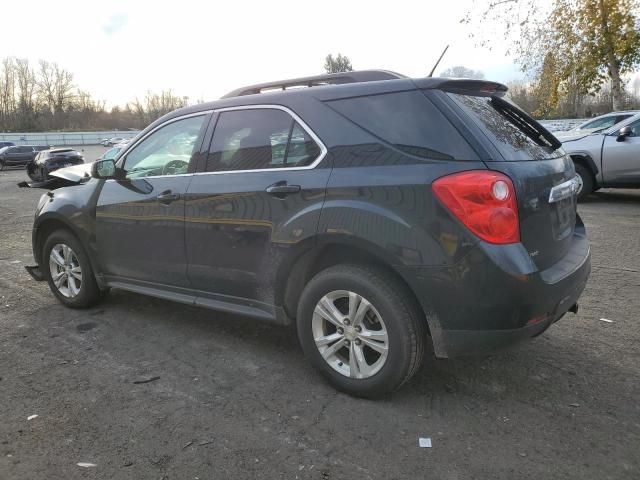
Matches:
[[0, 131, 140, 146]]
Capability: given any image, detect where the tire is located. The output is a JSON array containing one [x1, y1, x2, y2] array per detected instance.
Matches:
[[575, 164, 594, 201], [42, 229, 105, 308], [0, 160, 4, 171], [296, 264, 425, 398]]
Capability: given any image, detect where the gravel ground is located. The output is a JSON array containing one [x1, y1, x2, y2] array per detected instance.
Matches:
[[0, 163, 639, 479]]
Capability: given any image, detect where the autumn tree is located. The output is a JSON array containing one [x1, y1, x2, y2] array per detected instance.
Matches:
[[464, 0, 640, 111], [533, 54, 562, 117], [324, 53, 353, 74], [440, 66, 485, 79]]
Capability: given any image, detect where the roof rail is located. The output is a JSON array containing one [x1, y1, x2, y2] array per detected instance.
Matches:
[[221, 70, 407, 99]]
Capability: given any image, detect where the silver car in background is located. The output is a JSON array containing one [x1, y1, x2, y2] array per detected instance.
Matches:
[[558, 111, 640, 200]]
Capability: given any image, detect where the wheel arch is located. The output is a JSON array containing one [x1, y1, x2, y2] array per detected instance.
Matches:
[[34, 214, 103, 286], [277, 236, 445, 353], [569, 153, 599, 183]]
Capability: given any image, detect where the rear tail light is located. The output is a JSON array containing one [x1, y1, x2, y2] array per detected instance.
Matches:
[[432, 170, 520, 244]]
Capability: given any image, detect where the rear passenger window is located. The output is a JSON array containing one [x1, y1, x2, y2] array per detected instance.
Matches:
[[326, 91, 479, 161], [206, 109, 322, 172]]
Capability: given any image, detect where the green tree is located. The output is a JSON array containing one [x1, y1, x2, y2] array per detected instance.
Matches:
[[324, 53, 353, 74], [533, 54, 561, 117], [464, 0, 640, 111]]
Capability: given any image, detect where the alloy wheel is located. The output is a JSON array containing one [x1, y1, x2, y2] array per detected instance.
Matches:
[[311, 290, 389, 379], [49, 243, 82, 298]]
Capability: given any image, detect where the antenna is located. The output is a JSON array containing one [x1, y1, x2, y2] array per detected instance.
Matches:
[[428, 45, 450, 77]]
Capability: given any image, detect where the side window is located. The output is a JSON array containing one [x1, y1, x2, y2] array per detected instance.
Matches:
[[287, 123, 321, 167], [104, 147, 119, 160], [18, 146, 33, 153], [327, 91, 479, 161], [626, 119, 640, 137], [206, 109, 322, 172], [123, 115, 206, 179]]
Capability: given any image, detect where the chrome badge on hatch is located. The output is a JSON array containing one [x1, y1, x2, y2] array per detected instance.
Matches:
[[549, 176, 581, 203]]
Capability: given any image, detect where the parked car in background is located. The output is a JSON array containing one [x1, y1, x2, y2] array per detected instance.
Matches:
[[100, 137, 125, 147], [113, 138, 132, 148], [555, 111, 638, 139], [0, 145, 49, 170], [22, 71, 590, 397], [0, 141, 16, 149], [560, 112, 640, 199], [26, 148, 85, 182]]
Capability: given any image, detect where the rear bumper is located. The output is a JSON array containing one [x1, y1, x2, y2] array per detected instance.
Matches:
[[397, 223, 591, 358]]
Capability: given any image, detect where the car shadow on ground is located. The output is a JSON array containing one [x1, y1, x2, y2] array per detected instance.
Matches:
[[77, 289, 615, 406], [582, 189, 640, 204]]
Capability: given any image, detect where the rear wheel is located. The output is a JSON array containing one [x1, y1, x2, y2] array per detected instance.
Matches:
[[574, 164, 593, 201], [0, 160, 4, 171], [297, 264, 425, 398], [42, 229, 105, 308]]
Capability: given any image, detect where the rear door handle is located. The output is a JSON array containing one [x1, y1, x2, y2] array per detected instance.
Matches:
[[157, 190, 181, 204], [265, 182, 301, 196]]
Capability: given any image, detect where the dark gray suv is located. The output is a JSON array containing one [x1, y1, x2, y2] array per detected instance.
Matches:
[[24, 71, 590, 397]]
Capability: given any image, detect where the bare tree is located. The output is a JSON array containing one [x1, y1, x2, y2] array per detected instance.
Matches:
[[439, 66, 485, 79], [14, 58, 38, 130]]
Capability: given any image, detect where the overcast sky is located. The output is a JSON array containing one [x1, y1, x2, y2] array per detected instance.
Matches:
[[1, 0, 525, 106]]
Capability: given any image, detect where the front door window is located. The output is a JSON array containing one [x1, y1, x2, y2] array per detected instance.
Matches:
[[123, 115, 206, 179]]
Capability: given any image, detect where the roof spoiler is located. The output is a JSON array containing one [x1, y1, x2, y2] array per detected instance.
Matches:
[[222, 70, 407, 99], [415, 78, 508, 95]]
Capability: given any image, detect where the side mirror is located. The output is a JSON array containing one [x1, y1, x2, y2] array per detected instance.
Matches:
[[617, 126, 632, 142], [92, 159, 117, 179]]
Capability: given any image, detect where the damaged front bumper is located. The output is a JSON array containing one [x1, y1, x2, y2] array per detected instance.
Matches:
[[17, 162, 93, 190]]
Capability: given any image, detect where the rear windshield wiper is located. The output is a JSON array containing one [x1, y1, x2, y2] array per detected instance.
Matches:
[[490, 95, 562, 150]]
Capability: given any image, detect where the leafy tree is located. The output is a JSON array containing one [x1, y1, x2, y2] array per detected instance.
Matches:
[[324, 53, 353, 74], [533, 54, 562, 117], [439, 66, 485, 79], [463, 0, 640, 111]]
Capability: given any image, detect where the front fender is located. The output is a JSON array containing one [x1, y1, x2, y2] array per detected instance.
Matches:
[[32, 180, 103, 275]]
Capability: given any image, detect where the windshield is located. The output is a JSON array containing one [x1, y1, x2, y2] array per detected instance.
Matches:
[[576, 115, 631, 132], [0, 147, 8, 154]]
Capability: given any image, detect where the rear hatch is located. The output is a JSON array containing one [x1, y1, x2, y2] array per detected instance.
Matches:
[[443, 86, 577, 271]]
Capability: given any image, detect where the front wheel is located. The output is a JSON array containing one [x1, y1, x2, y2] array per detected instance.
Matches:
[[297, 264, 425, 398], [42, 229, 105, 308]]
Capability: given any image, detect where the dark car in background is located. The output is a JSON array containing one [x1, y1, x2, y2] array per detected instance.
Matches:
[[0, 141, 16, 149], [23, 71, 590, 397], [0, 145, 49, 170], [26, 148, 85, 182]]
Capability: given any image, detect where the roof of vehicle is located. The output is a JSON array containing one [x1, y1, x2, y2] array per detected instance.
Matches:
[[49, 148, 80, 154], [156, 71, 508, 127]]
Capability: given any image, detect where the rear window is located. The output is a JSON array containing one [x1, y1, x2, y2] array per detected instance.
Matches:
[[448, 93, 561, 161], [326, 91, 479, 161]]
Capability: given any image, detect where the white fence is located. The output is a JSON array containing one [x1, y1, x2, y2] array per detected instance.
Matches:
[[0, 131, 140, 146]]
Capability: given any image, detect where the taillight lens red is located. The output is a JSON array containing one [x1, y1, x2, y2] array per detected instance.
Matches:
[[432, 171, 520, 244]]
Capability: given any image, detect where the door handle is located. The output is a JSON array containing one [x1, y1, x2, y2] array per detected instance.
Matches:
[[157, 190, 181, 204], [265, 182, 301, 196]]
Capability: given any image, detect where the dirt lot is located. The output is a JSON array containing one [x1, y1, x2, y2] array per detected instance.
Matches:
[[0, 160, 638, 479]]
